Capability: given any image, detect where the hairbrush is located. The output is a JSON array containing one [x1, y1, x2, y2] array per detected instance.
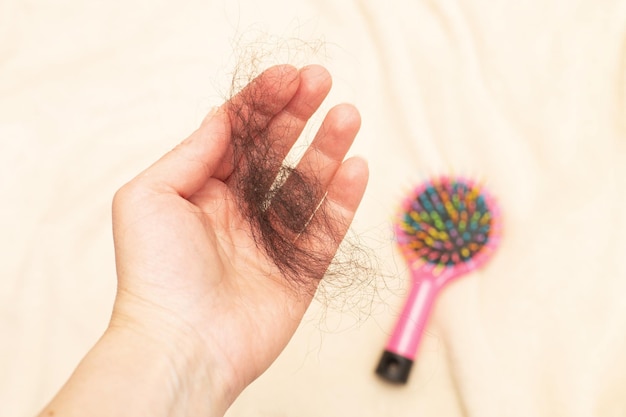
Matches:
[[375, 176, 502, 384]]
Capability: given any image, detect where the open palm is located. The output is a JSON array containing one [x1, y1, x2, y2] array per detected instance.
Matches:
[[110, 65, 368, 404]]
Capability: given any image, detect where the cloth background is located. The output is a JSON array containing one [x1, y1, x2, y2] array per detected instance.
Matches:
[[2, 0, 626, 416]]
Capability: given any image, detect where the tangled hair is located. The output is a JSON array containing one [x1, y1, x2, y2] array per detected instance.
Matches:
[[223, 42, 380, 310]]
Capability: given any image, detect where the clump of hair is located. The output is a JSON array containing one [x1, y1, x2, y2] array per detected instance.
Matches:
[[223, 38, 380, 309]]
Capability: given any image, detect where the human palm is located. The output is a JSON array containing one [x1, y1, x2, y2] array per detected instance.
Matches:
[[110, 64, 368, 400]]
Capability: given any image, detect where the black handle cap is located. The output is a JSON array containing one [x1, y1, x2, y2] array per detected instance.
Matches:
[[375, 350, 413, 384]]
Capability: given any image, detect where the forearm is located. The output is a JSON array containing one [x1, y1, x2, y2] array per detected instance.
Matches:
[[37, 324, 227, 417]]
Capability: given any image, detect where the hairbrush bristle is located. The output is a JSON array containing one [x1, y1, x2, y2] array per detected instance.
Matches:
[[396, 176, 500, 270]]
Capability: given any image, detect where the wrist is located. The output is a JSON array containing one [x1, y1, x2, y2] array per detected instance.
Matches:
[[105, 322, 225, 417], [107, 296, 236, 417], [39, 307, 231, 417]]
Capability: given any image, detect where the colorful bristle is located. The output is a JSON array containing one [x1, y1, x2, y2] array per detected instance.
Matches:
[[396, 177, 499, 268]]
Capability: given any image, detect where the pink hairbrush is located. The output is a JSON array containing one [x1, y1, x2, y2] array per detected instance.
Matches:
[[375, 176, 502, 384]]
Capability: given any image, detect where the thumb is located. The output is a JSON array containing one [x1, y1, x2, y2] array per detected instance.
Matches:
[[136, 107, 231, 198]]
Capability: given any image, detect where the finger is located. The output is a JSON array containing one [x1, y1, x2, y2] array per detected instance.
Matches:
[[261, 65, 333, 171], [217, 65, 333, 183], [227, 64, 301, 136], [270, 104, 361, 223], [293, 103, 361, 191], [303, 157, 369, 257], [212, 65, 300, 181], [325, 157, 369, 217], [132, 107, 231, 198]]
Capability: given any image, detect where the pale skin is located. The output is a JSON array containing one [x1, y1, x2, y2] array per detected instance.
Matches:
[[38, 64, 368, 417]]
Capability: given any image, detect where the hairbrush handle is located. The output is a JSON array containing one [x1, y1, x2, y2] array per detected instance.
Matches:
[[375, 270, 440, 384]]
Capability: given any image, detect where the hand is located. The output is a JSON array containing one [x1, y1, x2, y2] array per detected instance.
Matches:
[[109, 64, 368, 414]]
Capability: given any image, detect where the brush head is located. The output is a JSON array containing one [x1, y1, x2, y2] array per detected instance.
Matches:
[[396, 176, 501, 275]]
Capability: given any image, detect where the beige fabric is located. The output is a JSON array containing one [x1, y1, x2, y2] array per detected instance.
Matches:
[[2, 0, 626, 416]]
